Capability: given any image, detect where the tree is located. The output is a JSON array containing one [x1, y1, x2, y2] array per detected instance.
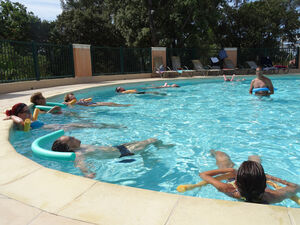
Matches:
[[50, 0, 124, 46], [0, 0, 52, 42], [105, 0, 224, 48], [214, 0, 300, 48]]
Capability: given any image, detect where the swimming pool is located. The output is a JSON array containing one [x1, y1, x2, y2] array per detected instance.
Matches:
[[10, 75, 300, 208]]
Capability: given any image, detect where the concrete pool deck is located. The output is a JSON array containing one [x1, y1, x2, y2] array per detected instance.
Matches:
[[0, 76, 299, 225]]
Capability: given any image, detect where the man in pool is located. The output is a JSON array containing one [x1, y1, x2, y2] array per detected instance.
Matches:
[[51, 136, 174, 178], [249, 66, 274, 96]]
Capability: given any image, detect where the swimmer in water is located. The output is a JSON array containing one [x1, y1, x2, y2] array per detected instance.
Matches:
[[115, 87, 167, 96], [52, 136, 174, 178], [64, 93, 132, 107], [249, 67, 274, 96], [199, 150, 300, 204]]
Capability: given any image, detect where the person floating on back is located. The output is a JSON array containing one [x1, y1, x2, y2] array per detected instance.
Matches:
[[115, 87, 167, 96], [64, 93, 132, 107], [52, 135, 174, 178]]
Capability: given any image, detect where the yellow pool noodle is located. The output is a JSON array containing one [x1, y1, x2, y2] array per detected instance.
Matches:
[[69, 99, 77, 105], [23, 119, 31, 132], [32, 108, 40, 121], [177, 173, 233, 193], [267, 180, 300, 205]]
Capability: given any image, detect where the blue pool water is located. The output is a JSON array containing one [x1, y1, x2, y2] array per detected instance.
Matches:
[[10, 75, 300, 208]]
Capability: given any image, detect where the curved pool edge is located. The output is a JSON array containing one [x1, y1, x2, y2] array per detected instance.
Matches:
[[0, 76, 299, 225]]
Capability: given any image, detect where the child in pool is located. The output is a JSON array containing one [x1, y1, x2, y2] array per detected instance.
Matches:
[[64, 93, 132, 107]]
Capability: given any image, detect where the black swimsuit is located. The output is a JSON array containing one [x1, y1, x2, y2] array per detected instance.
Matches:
[[116, 145, 134, 157]]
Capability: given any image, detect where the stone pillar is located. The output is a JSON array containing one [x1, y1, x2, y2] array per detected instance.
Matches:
[[224, 47, 238, 67], [73, 44, 92, 77], [151, 47, 166, 72]]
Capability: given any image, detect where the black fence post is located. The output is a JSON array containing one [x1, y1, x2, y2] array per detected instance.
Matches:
[[296, 47, 299, 69], [120, 47, 124, 74], [32, 41, 40, 81]]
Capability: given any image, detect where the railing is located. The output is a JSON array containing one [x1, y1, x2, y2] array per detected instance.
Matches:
[[0, 40, 74, 83], [237, 47, 299, 68], [91, 46, 152, 75]]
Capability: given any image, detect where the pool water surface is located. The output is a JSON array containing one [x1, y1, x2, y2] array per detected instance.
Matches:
[[10, 75, 300, 208]]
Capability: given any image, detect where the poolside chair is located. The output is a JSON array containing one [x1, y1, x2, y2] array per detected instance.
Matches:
[[171, 56, 195, 77], [153, 56, 179, 78], [222, 58, 236, 75], [192, 60, 221, 76], [246, 61, 258, 70]]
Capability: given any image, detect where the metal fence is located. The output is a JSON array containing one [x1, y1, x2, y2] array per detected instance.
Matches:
[[0, 40, 74, 83], [237, 47, 299, 68], [167, 48, 220, 69], [91, 46, 152, 75]]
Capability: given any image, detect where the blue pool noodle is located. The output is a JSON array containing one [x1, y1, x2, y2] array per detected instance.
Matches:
[[31, 129, 76, 161]]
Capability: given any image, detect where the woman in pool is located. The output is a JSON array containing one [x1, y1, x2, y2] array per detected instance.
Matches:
[[64, 93, 131, 107], [30, 92, 62, 114], [223, 74, 245, 82], [199, 150, 300, 204], [4, 103, 125, 131]]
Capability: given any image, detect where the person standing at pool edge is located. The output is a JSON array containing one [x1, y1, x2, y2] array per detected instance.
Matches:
[[249, 66, 274, 96], [51, 136, 174, 178]]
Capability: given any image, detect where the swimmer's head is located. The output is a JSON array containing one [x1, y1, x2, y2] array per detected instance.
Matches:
[[236, 161, 266, 203], [30, 92, 46, 105], [256, 67, 263, 76], [116, 87, 125, 92], [171, 84, 180, 87], [52, 136, 81, 152], [5, 103, 31, 120], [64, 93, 76, 102]]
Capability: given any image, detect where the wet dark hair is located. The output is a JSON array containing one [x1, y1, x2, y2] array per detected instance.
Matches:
[[52, 139, 72, 152], [236, 161, 266, 203], [5, 103, 27, 116], [115, 87, 122, 92]]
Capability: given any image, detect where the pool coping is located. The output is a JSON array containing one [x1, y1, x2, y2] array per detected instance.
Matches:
[[0, 75, 299, 225]]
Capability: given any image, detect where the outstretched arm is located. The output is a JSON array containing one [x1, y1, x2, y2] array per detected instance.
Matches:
[[199, 168, 236, 193], [265, 174, 300, 203], [74, 153, 95, 178]]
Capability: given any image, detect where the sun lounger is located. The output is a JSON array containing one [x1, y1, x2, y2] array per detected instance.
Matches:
[[171, 56, 195, 77]]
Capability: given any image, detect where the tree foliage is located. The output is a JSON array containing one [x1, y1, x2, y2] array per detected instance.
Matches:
[[0, 0, 52, 42], [0, 0, 299, 48], [50, 0, 124, 46], [214, 0, 300, 48]]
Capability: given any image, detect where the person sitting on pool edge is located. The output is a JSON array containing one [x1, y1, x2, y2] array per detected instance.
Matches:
[[115, 87, 166, 96], [4, 103, 125, 131], [199, 150, 300, 204], [30, 92, 62, 114], [51, 135, 174, 178], [64, 93, 132, 107], [249, 66, 274, 96]]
